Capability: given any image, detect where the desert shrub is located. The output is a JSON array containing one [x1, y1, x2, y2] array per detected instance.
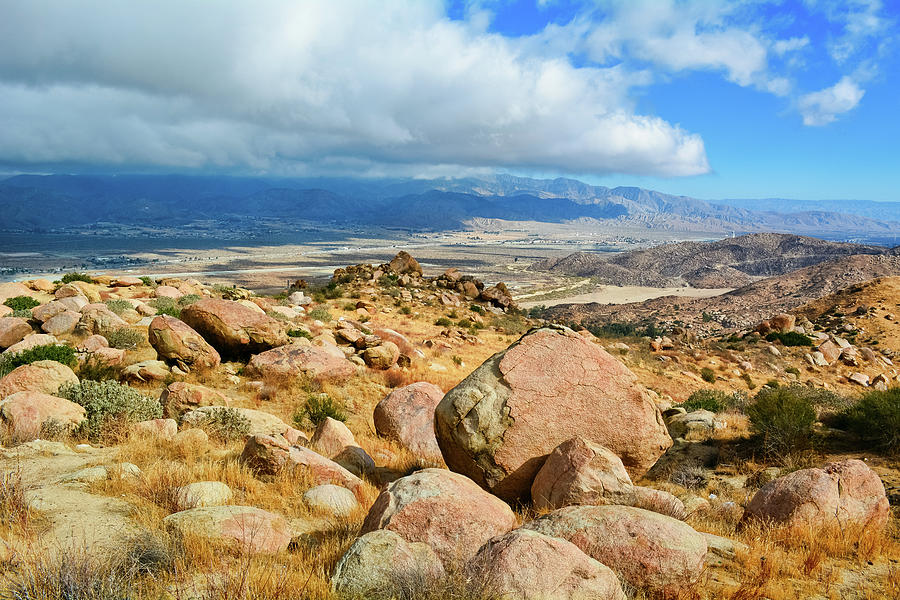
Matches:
[[104, 299, 132, 315], [841, 387, 900, 454], [3, 295, 40, 311], [491, 314, 530, 335], [447, 310, 458, 319], [105, 327, 143, 350], [741, 372, 757, 390], [298, 394, 347, 428], [343, 302, 358, 311], [60, 272, 93, 284], [308, 307, 332, 322], [785, 366, 801, 376], [457, 318, 475, 328], [434, 317, 453, 327], [193, 407, 250, 442], [699, 367, 716, 383], [399, 305, 412, 315], [150, 297, 180, 318], [0, 344, 77, 378], [0, 467, 30, 528], [176, 294, 201, 307], [377, 273, 399, 288], [527, 305, 547, 319], [470, 304, 484, 314], [451, 355, 463, 366], [139, 276, 155, 287], [10, 309, 33, 318], [76, 355, 121, 382], [121, 532, 178, 576], [287, 328, 312, 339], [765, 331, 814, 346], [669, 465, 709, 490], [746, 386, 816, 458], [588, 320, 663, 338], [3, 546, 137, 600], [60, 380, 162, 441], [683, 389, 728, 412]]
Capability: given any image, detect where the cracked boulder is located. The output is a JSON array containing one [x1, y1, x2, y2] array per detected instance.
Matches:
[[434, 326, 671, 501]]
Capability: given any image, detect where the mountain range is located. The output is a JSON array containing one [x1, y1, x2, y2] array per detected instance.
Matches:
[[1, 173, 898, 242]]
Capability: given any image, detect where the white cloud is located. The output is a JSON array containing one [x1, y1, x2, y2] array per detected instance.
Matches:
[[798, 76, 865, 125], [772, 36, 810, 55], [0, 0, 709, 177]]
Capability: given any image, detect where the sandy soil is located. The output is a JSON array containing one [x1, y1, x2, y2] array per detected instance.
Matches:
[[518, 285, 733, 308]]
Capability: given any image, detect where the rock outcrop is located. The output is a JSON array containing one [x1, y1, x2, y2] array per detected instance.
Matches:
[[245, 343, 355, 382], [148, 315, 221, 371], [180, 299, 288, 356], [373, 382, 444, 459]]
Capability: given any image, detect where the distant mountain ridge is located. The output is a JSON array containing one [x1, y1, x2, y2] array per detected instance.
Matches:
[[532, 233, 897, 287], [1, 173, 898, 241]]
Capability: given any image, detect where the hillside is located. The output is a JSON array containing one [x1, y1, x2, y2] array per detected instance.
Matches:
[[541, 253, 900, 333], [532, 233, 895, 287], [1, 174, 898, 239]]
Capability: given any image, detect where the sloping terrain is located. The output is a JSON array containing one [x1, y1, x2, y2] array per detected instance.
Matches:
[[532, 233, 895, 287]]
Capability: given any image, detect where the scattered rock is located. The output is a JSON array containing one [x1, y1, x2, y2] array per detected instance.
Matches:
[[133, 418, 178, 440], [0, 360, 79, 397], [334, 445, 376, 477], [160, 382, 230, 419], [361, 468, 516, 565], [174, 481, 233, 510], [148, 315, 221, 371], [434, 326, 671, 501], [180, 299, 289, 356], [303, 484, 359, 517], [0, 391, 86, 441], [362, 342, 400, 370], [163, 506, 290, 554], [0, 317, 33, 350], [311, 417, 357, 458], [183, 406, 287, 437], [373, 382, 444, 459], [122, 360, 170, 382], [245, 343, 355, 382], [3, 334, 59, 355]]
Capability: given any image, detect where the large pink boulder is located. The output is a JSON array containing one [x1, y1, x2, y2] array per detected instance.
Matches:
[[32, 301, 68, 323], [180, 299, 288, 356], [434, 326, 671, 501], [76, 305, 127, 336], [41, 311, 81, 336], [240, 434, 365, 500], [163, 506, 290, 554], [361, 468, 516, 565], [3, 334, 58, 355], [0, 282, 35, 304], [525, 505, 707, 595], [245, 343, 355, 382], [148, 315, 221, 371], [0, 391, 86, 441], [310, 417, 356, 458], [743, 459, 889, 532], [471, 529, 626, 600], [0, 360, 79, 398], [0, 317, 33, 350], [373, 382, 444, 459]]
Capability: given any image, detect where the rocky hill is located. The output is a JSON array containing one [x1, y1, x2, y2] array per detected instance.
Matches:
[[0, 252, 898, 599], [532, 233, 895, 288]]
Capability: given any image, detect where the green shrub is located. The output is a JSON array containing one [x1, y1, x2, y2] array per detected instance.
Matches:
[[741, 372, 757, 390], [746, 386, 816, 458], [785, 366, 801, 376], [343, 302, 358, 312], [308, 307, 332, 322], [150, 297, 180, 318], [434, 317, 453, 327], [60, 380, 162, 441], [176, 294, 201, 307], [77, 355, 121, 382], [195, 407, 251, 442], [399, 306, 412, 315], [841, 387, 900, 453], [470, 304, 484, 314], [299, 394, 347, 428], [9, 309, 33, 319], [765, 331, 814, 346], [60, 272, 93, 284], [699, 367, 716, 383], [105, 328, 143, 350], [3, 296, 40, 311], [104, 299, 132, 315], [377, 274, 399, 288], [588, 321, 663, 338], [139, 276, 155, 288], [451, 355, 463, 366], [287, 328, 312, 339], [683, 389, 729, 412], [0, 344, 77, 378]]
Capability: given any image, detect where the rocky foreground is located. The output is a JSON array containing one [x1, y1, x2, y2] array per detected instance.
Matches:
[[0, 251, 898, 599]]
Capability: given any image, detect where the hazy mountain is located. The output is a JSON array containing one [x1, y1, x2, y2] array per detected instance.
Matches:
[[1, 174, 898, 241]]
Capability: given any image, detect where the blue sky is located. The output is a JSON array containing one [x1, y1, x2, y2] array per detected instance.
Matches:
[[0, 0, 897, 201]]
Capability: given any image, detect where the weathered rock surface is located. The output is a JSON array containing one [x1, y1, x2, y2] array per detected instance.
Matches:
[[0, 391, 86, 441], [41, 311, 81, 336], [3, 334, 58, 355], [310, 417, 356, 458], [434, 326, 671, 501], [132, 418, 178, 440], [525, 505, 707, 594], [743, 459, 889, 532], [471, 528, 627, 600], [180, 299, 288, 356], [148, 315, 221, 370], [0, 360, 78, 398], [245, 343, 355, 382], [332, 530, 444, 597], [362, 342, 400, 370], [374, 382, 444, 459], [182, 406, 287, 437], [387, 251, 423, 276], [361, 468, 516, 565], [0, 317, 33, 350], [160, 382, 230, 419], [303, 484, 359, 517], [174, 481, 234, 510], [163, 505, 290, 554]]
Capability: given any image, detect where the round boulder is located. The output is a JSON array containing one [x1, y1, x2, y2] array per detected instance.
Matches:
[[471, 529, 626, 600], [163, 505, 290, 554], [524, 505, 707, 595], [362, 342, 400, 370], [245, 343, 355, 382], [179, 298, 288, 356], [159, 381, 229, 419], [0, 317, 33, 350], [0, 391, 86, 441], [303, 484, 359, 517], [174, 481, 234, 510], [310, 416, 356, 458], [332, 530, 444, 598], [434, 326, 671, 501], [0, 360, 79, 398], [361, 468, 516, 565], [373, 382, 444, 459], [743, 459, 889, 532], [148, 315, 221, 371]]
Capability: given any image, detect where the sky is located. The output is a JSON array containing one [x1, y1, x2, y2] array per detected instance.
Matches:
[[0, 0, 897, 201]]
